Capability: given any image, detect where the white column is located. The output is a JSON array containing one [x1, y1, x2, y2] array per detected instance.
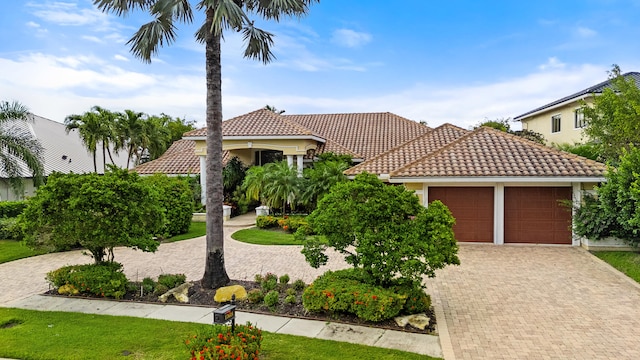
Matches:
[[296, 155, 304, 177], [287, 155, 294, 168], [423, 184, 429, 207], [572, 183, 582, 246], [494, 183, 505, 245], [199, 155, 206, 205]]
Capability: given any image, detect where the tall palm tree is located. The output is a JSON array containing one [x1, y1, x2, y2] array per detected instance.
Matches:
[[263, 160, 300, 215], [94, 0, 318, 288], [0, 100, 45, 195], [65, 110, 102, 173], [91, 105, 119, 170], [117, 109, 147, 168]]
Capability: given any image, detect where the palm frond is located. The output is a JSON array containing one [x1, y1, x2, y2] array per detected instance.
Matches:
[[151, 0, 194, 23], [242, 23, 275, 64], [210, 0, 248, 34], [0, 101, 31, 124], [127, 15, 178, 62], [93, 0, 153, 16], [245, 0, 316, 20]]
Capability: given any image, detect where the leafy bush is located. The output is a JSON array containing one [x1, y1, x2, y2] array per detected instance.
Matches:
[[278, 274, 290, 285], [393, 284, 432, 314], [292, 279, 306, 291], [255, 215, 279, 229], [264, 290, 279, 309], [153, 284, 169, 296], [285, 288, 296, 296], [142, 277, 155, 294], [185, 323, 262, 360], [302, 172, 460, 287], [46, 262, 128, 299], [302, 269, 406, 322], [141, 174, 193, 237], [0, 217, 22, 240], [253, 274, 263, 283], [0, 201, 27, 218], [247, 289, 264, 304], [261, 277, 277, 292], [284, 294, 297, 305], [157, 273, 186, 289]]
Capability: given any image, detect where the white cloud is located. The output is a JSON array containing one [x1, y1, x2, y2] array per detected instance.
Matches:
[[331, 29, 372, 48], [28, 2, 110, 27], [82, 35, 104, 44], [575, 26, 597, 38], [114, 54, 129, 62], [538, 57, 566, 70], [25, 21, 40, 28]]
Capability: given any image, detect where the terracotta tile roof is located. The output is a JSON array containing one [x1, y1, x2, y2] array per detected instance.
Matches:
[[184, 109, 321, 138], [345, 123, 469, 175], [390, 127, 607, 178], [134, 139, 200, 175], [285, 112, 431, 160]]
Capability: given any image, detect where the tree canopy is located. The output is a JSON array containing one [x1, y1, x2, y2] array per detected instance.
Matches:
[[302, 172, 460, 287], [582, 65, 640, 163]]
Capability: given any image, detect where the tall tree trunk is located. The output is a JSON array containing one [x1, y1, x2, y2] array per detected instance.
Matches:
[[102, 142, 107, 173], [201, 7, 230, 289], [106, 147, 115, 165], [92, 150, 97, 173]]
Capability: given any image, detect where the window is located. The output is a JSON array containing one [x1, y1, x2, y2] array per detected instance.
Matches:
[[574, 108, 586, 128], [254, 150, 282, 166], [551, 115, 561, 133]]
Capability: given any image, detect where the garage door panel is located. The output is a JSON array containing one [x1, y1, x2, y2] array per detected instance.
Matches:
[[505, 187, 572, 244], [429, 187, 493, 243]]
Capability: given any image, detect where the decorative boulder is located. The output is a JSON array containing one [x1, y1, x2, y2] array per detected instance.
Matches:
[[158, 282, 193, 303], [214, 285, 248, 303], [394, 313, 431, 330]]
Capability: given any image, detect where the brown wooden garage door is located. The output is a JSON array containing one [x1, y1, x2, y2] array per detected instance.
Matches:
[[428, 187, 494, 242], [504, 187, 572, 244]]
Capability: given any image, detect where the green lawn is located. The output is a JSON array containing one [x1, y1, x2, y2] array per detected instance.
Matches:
[[0, 308, 437, 360], [164, 221, 207, 242], [0, 240, 47, 264], [593, 251, 640, 283], [231, 227, 301, 245]]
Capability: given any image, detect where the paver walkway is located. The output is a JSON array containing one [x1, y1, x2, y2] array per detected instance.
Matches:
[[2, 214, 640, 359], [425, 245, 640, 360]]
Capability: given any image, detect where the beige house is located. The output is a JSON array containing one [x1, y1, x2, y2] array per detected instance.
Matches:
[[136, 108, 608, 247], [514, 72, 640, 145]]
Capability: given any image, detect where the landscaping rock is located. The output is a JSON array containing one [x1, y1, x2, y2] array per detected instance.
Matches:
[[394, 314, 431, 330], [214, 285, 248, 303], [158, 282, 193, 303]]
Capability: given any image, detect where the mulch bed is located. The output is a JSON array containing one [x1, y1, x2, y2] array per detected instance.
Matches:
[[46, 279, 436, 335]]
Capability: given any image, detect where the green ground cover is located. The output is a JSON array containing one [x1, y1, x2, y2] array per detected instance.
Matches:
[[231, 227, 300, 245], [593, 251, 640, 283], [0, 240, 46, 264], [0, 308, 437, 360], [163, 221, 207, 242]]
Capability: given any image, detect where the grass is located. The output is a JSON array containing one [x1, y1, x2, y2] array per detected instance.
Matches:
[[0, 240, 47, 264], [163, 221, 207, 243], [231, 227, 300, 245], [593, 251, 640, 283], [0, 308, 438, 360]]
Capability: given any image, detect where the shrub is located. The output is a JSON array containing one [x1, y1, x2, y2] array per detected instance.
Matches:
[[141, 277, 155, 294], [292, 279, 306, 291], [394, 284, 432, 314], [141, 174, 193, 237], [185, 323, 262, 360], [153, 284, 169, 296], [0, 217, 22, 240], [46, 262, 128, 299], [278, 274, 290, 285], [255, 216, 278, 229], [302, 269, 406, 322], [261, 277, 277, 292], [253, 274, 263, 283], [285, 288, 296, 296], [264, 290, 279, 309], [157, 273, 186, 289], [0, 201, 27, 218], [284, 294, 297, 305], [263, 272, 278, 282], [247, 289, 264, 304]]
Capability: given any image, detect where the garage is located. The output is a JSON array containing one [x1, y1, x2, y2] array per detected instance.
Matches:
[[428, 187, 494, 242], [504, 187, 572, 244]]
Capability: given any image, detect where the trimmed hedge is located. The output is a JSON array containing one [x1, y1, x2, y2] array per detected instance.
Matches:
[[46, 262, 128, 299], [141, 174, 193, 237]]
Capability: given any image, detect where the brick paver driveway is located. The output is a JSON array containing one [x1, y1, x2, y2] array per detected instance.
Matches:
[[425, 245, 640, 360]]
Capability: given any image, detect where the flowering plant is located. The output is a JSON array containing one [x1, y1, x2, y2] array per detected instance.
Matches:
[[185, 323, 262, 360]]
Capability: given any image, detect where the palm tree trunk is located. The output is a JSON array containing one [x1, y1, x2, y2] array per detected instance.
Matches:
[[92, 151, 97, 173], [201, 7, 230, 289], [102, 142, 107, 172], [106, 147, 115, 165]]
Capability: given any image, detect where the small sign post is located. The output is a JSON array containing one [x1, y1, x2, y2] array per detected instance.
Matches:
[[213, 294, 237, 332]]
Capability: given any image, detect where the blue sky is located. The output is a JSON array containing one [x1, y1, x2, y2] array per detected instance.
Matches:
[[1, 0, 640, 129]]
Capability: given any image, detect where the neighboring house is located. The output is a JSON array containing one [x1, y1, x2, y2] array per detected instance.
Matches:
[[514, 72, 640, 145], [137, 108, 607, 247], [0, 114, 129, 201]]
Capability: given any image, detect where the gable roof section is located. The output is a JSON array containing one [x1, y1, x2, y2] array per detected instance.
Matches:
[[344, 123, 469, 175], [514, 72, 640, 121], [285, 112, 431, 160], [134, 139, 201, 175], [390, 127, 607, 179]]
